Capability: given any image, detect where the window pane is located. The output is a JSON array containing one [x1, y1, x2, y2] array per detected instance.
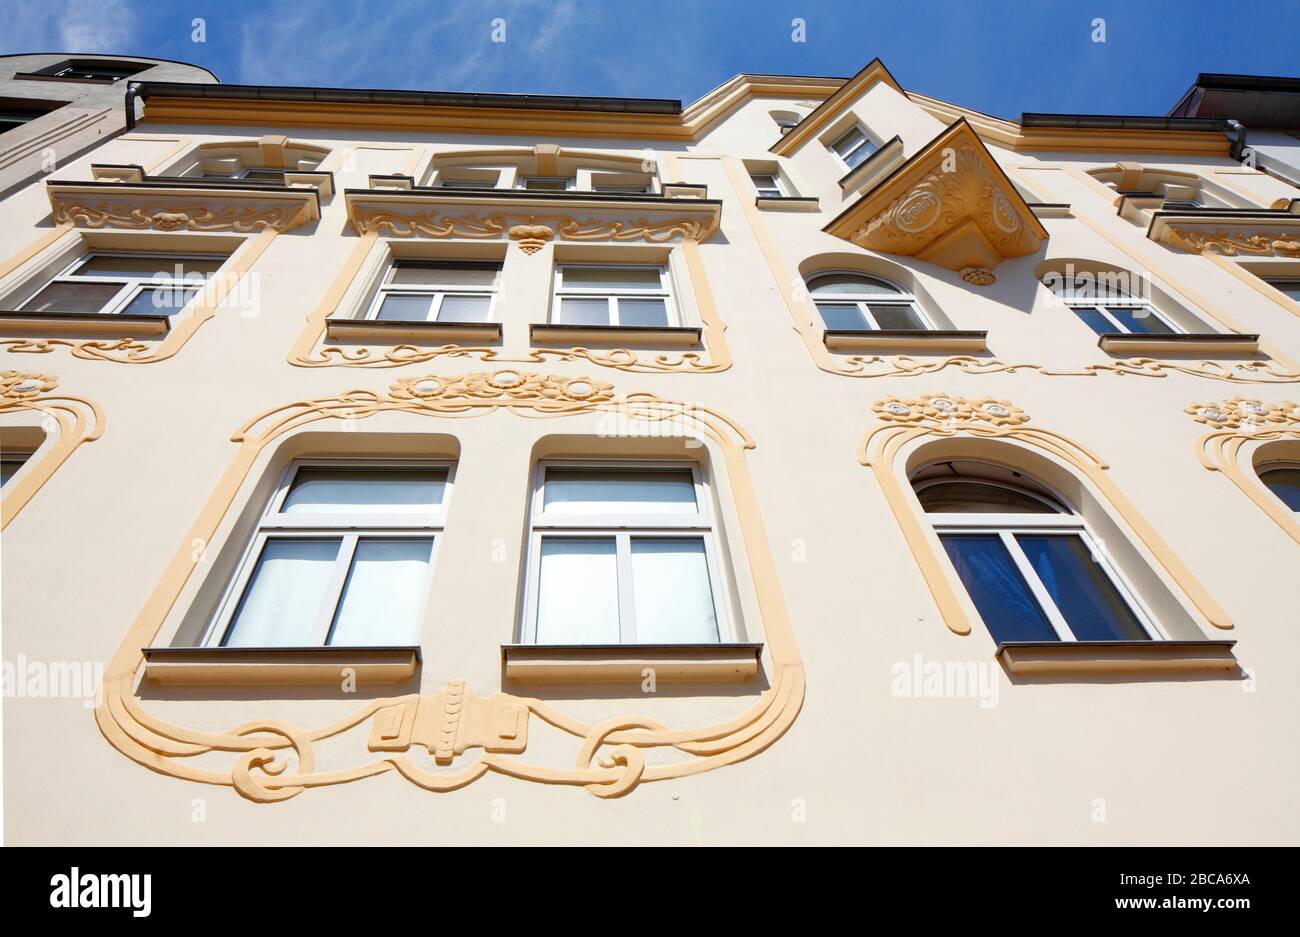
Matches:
[[119, 286, 198, 316], [521, 178, 570, 191], [1072, 307, 1111, 336], [832, 127, 865, 155], [376, 293, 436, 321], [1108, 307, 1174, 335], [543, 467, 697, 514], [1261, 467, 1300, 511], [327, 538, 434, 646], [1017, 534, 1151, 641], [559, 297, 610, 325], [1, 456, 31, 487], [919, 482, 1061, 514], [631, 538, 719, 643], [940, 534, 1058, 643], [816, 303, 868, 330], [869, 303, 926, 330], [387, 262, 499, 288], [240, 168, 286, 182], [536, 538, 619, 643], [76, 255, 223, 279], [223, 538, 340, 647], [618, 298, 669, 327], [1265, 279, 1300, 302], [19, 281, 121, 314], [561, 266, 661, 290], [282, 467, 447, 514], [808, 274, 903, 297], [436, 294, 492, 323]]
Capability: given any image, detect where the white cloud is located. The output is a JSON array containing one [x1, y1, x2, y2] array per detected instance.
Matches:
[[0, 0, 135, 54]]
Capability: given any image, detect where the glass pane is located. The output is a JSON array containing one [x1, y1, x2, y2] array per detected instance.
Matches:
[[1266, 280, 1300, 302], [375, 293, 436, 321], [618, 298, 669, 327], [940, 534, 1058, 643], [808, 274, 902, 297], [841, 142, 873, 168], [76, 255, 223, 279], [751, 174, 781, 195], [119, 286, 198, 316], [1017, 534, 1151, 641], [522, 178, 570, 191], [919, 482, 1062, 514], [816, 302, 868, 330], [1072, 307, 1111, 336], [536, 538, 619, 643], [1108, 307, 1174, 335], [327, 538, 434, 646], [561, 266, 661, 290], [241, 169, 286, 182], [832, 127, 865, 155], [1, 456, 31, 487], [223, 538, 340, 647], [869, 303, 926, 330], [19, 281, 121, 314], [543, 467, 697, 514], [1261, 467, 1300, 511], [436, 294, 492, 323], [387, 262, 499, 288], [631, 538, 719, 643], [282, 467, 447, 514], [559, 297, 610, 325]]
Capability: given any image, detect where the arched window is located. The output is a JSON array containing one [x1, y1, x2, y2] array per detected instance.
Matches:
[[1260, 462, 1300, 512], [808, 272, 928, 331], [1049, 272, 1177, 336], [914, 461, 1160, 644]]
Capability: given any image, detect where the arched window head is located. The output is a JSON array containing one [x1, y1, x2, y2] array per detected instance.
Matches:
[[807, 272, 928, 332], [912, 460, 1160, 644], [1260, 463, 1300, 512]]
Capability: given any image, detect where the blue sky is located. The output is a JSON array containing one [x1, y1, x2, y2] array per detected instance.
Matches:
[[2, 0, 1297, 119]]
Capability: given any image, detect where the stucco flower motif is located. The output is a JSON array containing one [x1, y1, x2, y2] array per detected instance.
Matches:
[[872, 396, 925, 423], [390, 376, 449, 400], [1185, 402, 1242, 428], [1271, 238, 1300, 259], [970, 397, 1029, 426], [1223, 397, 1298, 425], [0, 370, 57, 400], [917, 393, 974, 423], [151, 211, 192, 232]]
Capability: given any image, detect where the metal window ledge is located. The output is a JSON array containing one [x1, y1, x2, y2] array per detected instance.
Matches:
[[997, 640, 1237, 676], [823, 328, 988, 353], [0, 310, 171, 337], [502, 643, 762, 684], [530, 323, 702, 347], [325, 318, 502, 344], [142, 646, 422, 686], [1097, 332, 1259, 356]]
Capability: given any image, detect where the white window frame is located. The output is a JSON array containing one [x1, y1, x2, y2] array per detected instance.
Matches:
[[520, 459, 732, 645], [16, 251, 224, 317], [828, 124, 876, 170], [1259, 460, 1300, 512], [750, 172, 786, 198], [1053, 276, 1180, 335], [201, 167, 289, 182], [201, 459, 452, 648], [808, 270, 931, 330], [364, 259, 501, 323], [918, 478, 1165, 642], [551, 262, 679, 327]]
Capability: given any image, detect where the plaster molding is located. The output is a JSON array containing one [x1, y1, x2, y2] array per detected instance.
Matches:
[[1187, 396, 1300, 545], [0, 370, 104, 529], [859, 392, 1232, 637], [47, 183, 318, 233], [96, 370, 802, 802], [1162, 226, 1300, 259]]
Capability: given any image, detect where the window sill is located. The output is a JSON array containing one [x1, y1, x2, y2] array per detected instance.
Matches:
[[141, 646, 422, 686], [1096, 332, 1260, 356], [823, 328, 987, 353], [530, 323, 702, 347], [0, 310, 171, 337], [502, 643, 762, 684], [755, 195, 820, 211], [996, 640, 1237, 676], [325, 318, 502, 344]]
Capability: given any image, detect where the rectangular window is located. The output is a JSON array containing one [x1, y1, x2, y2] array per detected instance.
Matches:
[[207, 462, 450, 648], [16, 252, 227, 317], [750, 173, 785, 198], [1265, 279, 1300, 303], [0, 451, 33, 487], [33, 59, 145, 82], [0, 106, 50, 135], [552, 264, 675, 327], [367, 259, 500, 324], [202, 167, 288, 183], [828, 125, 876, 169], [517, 177, 573, 192], [524, 463, 726, 645], [1069, 302, 1176, 336]]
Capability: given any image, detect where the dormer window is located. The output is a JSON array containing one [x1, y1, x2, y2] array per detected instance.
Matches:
[[23, 59, 147, 82], [828, 125, 876, 170]]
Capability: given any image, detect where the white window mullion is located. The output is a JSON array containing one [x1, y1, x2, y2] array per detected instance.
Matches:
[[615, 532, 636, 643], [1001, 530, 1077, 641], [312, 533, 359, 645]]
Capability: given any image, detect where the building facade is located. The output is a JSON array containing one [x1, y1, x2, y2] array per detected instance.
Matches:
[[1, 59, 1298, 845]]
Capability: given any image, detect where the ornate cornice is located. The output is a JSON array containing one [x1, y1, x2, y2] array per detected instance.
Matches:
[[46, 181, 319, 233], [824, 121, 1048, 282]]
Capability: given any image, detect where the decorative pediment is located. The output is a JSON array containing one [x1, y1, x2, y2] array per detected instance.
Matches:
[[46, 181, 319, 233], [824, 120, 1048, 284], [1148, 206, 1300, 258], [344, 190, 722, 243]]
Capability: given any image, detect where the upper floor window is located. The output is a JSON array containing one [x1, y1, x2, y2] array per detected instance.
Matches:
[[916, 463, 1160, 644], [0, 103, 56, 135], [1260, 463, 1300, 512], [367, 260, 499, 324], [206, 462, 449, 648], [828, 125, 876, 170], [201, 167, 292, 183], [517, 176, 573, 192], [28, 59, 146, 82], [0, 450, 33, 487], [1265, 278, 1300, 303], [750, 172, 785, 198], [552, 264, 675, 328], [808, 272, 928, 331], [522, 463, 725, 645], [1051, 275, 1176, 336], [12, 253, 226, 317], [589, 174, 652, 194]]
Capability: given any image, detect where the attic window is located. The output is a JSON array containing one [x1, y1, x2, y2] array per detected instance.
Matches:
[[26, 59, 148, 82]]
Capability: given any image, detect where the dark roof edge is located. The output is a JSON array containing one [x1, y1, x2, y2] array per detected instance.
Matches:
[[131, 81, 681, 115], [1020, 113, 1233, 132], [1189, 73, 1300, 94]]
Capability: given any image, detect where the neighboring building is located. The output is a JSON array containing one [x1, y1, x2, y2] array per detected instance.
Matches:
[[0, 53, 217, 198], [2, 58, 1299, 845], [1170, 72, 1300, 189]]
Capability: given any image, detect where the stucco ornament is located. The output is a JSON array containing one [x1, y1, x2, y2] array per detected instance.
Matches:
[[51, 199, 307, 233], [873, 392, 1027, 429], [507, 223, 554, 254], [390, 370, 615, 403], [960, 266, 996, 286], [1166, 227, 1300, 258], [0, 370, 58, 400]]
